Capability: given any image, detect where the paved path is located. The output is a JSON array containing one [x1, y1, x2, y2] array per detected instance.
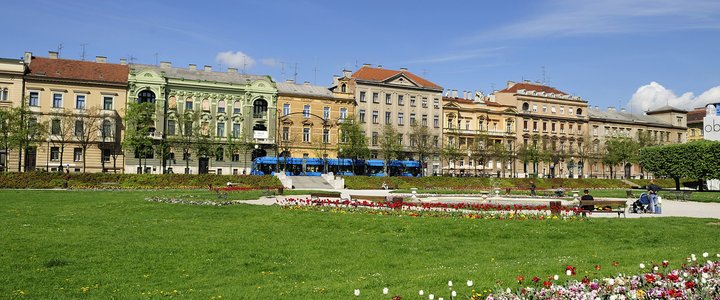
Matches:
[[238, 189, 720, 219]]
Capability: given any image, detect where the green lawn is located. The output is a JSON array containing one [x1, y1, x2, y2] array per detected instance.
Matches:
[[1, 190, 720, 299]]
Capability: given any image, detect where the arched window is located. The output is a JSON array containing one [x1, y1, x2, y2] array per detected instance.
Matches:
[[576, 108, 583, 116], [253, 99, 268, 118], [341, 84, 347, 93], [233, 101, 242, 114], [202, 99, 210, 111], [217, 100, 226, 113], [137, 90, 156, 104], [168, 96, 177, 109], [521, 102, 529, 111]]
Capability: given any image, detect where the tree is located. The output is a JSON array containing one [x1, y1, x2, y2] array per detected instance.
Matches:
[[0, 108, 13, 172], [603, 137, 636, 179], [240, 133, 256, 174], [75, 107, 103, 172], [640, 141, 720, 191], [8, 105, 46, 172], [379, 125, 401, 175], [96, 111, 122, 173], [46, 109, 76, 172], [338, 116, 369, 175], [225, 132, 243, 175], [518, 135, 542, 177], [122, 102, 155, 173], [407, 123, 434, 175], [441, 141, 462, 176], [469, 132, 489, 177], [489, 141, 510, 178], [168, 111, 200, 174], [311, 125, 334, 174]]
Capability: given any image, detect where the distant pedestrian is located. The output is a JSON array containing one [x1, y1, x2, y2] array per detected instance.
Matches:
[[581, 189, 594, 211], [647, 179, 661, 213], [529, 180, 536, 197]]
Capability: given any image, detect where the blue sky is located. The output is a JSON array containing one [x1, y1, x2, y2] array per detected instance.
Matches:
[[3, 0, 720, 112]]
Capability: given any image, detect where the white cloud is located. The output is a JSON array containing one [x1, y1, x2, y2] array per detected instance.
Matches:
[[261, 58, 283, 68], [465, 0, 720, 42], [215, 51, 256, 69], [626, 82, 720, 112]]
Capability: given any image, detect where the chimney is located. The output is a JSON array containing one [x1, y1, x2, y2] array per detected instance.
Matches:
[[119, 58, 127, 65], [285, 79, 294, 83], [506, 81, 515, 88], [399, 67, 408, 71], [24, 52, 32, 64], [362, 63, 371, 67], [377, 64, 382, 68], [188, 64, 197, 71], [608, 107, 616, 112], [227, 67, 238, 73], [303, 81, 311, 85], [204, 65, 212, 72], [463, 91, 468, 99], [48, 51, 58, 59], [160, 61, 171, 68], [523, 79, 531, 83], [594, 105, 599, 110], [620, 108, 626, 113], [95, 56, 107, 63], [342, 69, 352, 78], [452, 89, 458, 98]]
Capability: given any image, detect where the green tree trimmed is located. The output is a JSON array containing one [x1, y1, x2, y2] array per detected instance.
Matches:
[[380, 124, 401, 175], [338, 116, 369, 175]]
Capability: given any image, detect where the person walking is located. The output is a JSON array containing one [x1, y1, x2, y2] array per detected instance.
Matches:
[[529, 180, 537, 197], [647, 179, 661, 214]]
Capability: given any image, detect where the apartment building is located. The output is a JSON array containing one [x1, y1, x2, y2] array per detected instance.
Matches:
[[0, 57, 26, 172]]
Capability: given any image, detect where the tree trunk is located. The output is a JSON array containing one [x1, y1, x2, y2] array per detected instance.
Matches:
[[674, 177, 681, 191], [82, 146, 87, 173], [59, 146, 65, 173]]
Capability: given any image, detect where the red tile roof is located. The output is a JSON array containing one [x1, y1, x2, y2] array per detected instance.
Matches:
[[687, 107, 705, 123], [27, 57, 128, 84], [351, 66, 442, 89], [498, 82, 568, 95], [442, 96, 506, 107]]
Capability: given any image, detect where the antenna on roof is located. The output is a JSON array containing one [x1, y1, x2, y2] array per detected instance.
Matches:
[[354, 60, 358, 69], [128, 54, 137, 64], [242, 55, 248, 74], [422, 69, 428, 77], [154, 52, 159, 66], [541, 65, 546, 84], [80, 43, 88, 61], [293, 63, 298, 83], [313, 66, 318, 85], [280, 61, 286, 81], [57, 43, 63, 58]]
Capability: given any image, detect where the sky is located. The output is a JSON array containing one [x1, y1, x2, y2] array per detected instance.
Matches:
[[3, 0, 720, 112]]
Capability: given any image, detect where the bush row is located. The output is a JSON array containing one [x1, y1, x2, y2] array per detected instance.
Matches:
[[343, 176, 642, 190], [0, 172, 282, 190]]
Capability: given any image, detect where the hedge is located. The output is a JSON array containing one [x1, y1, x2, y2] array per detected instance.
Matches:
[[0, 172, 282, 190], [343, 176, 642, 190]]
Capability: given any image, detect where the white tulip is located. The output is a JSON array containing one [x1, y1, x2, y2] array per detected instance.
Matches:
[[429, 294, 434, 300], [506, 288, 511, 293], [383, 287, 388, 295], [653, 266, 658, 272], [553, 274, 559, 281], [467, 280, 473, 287], [439, 298, 444, 300], [639, 263, 645, 269], [419, 290, 424, 296], [703, 252, 709, 258], [452, 290, 457, 297], [566, 270, 572, 276], [448, 280, 453, 287], [354, 289, 360, 296]]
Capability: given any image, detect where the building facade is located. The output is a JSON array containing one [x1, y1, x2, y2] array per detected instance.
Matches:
[[0, 57, 25, 172], [276, 80, 354, 161], [685, 107, 704, 142], [10, 52, 128, 173], [338, 65, 444, 175], [126, 62, 277, 175]]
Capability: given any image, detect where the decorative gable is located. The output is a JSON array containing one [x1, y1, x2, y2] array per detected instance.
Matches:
[[386, 74, 420, 87]]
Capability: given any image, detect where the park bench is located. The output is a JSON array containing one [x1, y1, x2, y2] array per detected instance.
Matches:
[[578, 200, 627, 218], [349, 194, 388, 202], [310, 192, 342, 200]]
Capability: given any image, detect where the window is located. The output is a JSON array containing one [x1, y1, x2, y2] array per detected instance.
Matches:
[[569, 123, 574, 134], [398, 134, 403, 146], [216, 122, 225, 137], [185, 100, 193, 110], [253, 99, 268, 118], [398, 95, 404, 106], [303, 105, 310, 118], [422, 97, 428, 108], [232, 152, 240, 162], [103, 96, 113, 110], [137, 90, 156, 104], [74, 120, 84, 137], [568, 107, 574, 115], [422, 114, 428, 126], [385, 94, 391, 105], [29, 91, 39, 106], [593, 126, 598, 136], [101, 120, 112, 138], [73, 148, 82, 162], [51, 119, 61, 135], [551, 106, 556, 113], [359, 110, 366, 123], [359, 91, 366, 102], [217, 100, 226, 114], [371, 132, 378, 146], [50, 147, 60, 161], [542, 105, 547, 113], [560, 106, 564, 114], [283, 103, 290, 116], [523, 120, 528, 131], [533, 121, 538, 132], [532, 104, 538, 112], [372, 92, 379, 103], [167, 120, 176, 136], [303, 127, 310, 142], [551, 123, 556, 132], [542, 122, 547, 132], [465, 120, 470, 130], [560, 123, 565, 133], [0, 88, 7, 101], [282, 127, 289, 141], [410, 96, 416, 106], [53, 93, 63, 108], [323, 129, 329, 144], [522, 102, 529, 111], [75, 95, 86, 109], [233, 101, 242, 114], [398, 113, 404, 125], [410, 113, 416, 125], [323, 107, 330, 120], [576, 108, 582, 115], [340, 108, 347, 120], [232, 123, 241, 138], [372, 111, 378, 124], [433, 98, 440, 108], [433, 136, 439, 148], [385, 112, 391, 124], [434, 115, 439, 128], [215, 147, 224, 161]]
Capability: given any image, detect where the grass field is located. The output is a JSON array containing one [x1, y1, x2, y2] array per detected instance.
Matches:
[[2, 190, 719, 299]]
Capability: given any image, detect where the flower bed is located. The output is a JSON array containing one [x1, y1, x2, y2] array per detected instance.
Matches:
[[349, 253, 720, 299], [278, 198, 584, 221]]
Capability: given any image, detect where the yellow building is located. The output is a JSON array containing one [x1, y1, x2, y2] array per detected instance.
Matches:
[[11, 51, 128, 173], [686, 107, 704, 142], [276, 80, 354, 160], [0, 57, 25, 171]]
